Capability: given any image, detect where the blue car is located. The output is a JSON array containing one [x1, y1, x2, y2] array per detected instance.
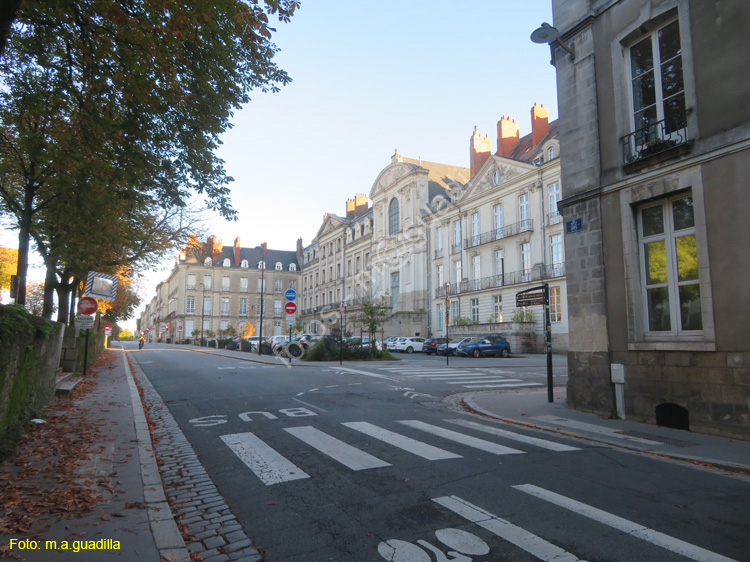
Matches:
[[455, 335, 511, 358]]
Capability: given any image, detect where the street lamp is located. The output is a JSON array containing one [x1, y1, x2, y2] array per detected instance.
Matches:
[[444, 282, 451, 367], [200, 283, 206, 345]]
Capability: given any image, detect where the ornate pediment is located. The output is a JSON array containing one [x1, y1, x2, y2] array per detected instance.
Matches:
[[370, 164, 413, 198]]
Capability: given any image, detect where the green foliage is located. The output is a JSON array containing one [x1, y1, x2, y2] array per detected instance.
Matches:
[[357, 297, 391, 334], [302, 337, 395, 362], [512, 308, 533, 322], [453, 316, 473, 326], [0, 303, 56, 341]]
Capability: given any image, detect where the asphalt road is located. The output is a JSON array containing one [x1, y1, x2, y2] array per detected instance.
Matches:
[[131, 342, 750, 562]]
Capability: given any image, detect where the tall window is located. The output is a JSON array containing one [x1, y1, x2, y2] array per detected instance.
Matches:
[[494, 204, 504, 238], [550, 234, 563, 276], [521, 243, 531, 279], [548, 183, 561, 223], [639, 194, 701, 333], [239, 297, 248, 316], [257, 298, 265, 315], [187, 274, 196, 290], [472, 255, 481, 290], [495, 250, 504, 285], [453, 260, 462, 284], [452, 220, 461, 253], [630, 19, 686, 138], [470, 299, 479, 323], [257, 279, 266, 292], [436, 303, 444, 331], [203, 275, 212, 290], [389, 198, 400, 235], [203, 296, 211, 315], [471, 212, 480, 245], [435, 226, 443, 256], [185, 319, 194, 336], [549, 286, 562, 323], [222, 276, 230, 291], [186, 296, 195, 315], [519, 194, 530, 225], [356, 256, 361, 273], [493, 295, 503, 322], [221, 297, 229, 316], [275, 279, 283, 293], [240, 277, 248, 293], [436, 264, 444, 288], [274, 300, 282, 317], [390, 272, 400, 309], [451, 301, 459, 326], [220, 320, 229, 330]]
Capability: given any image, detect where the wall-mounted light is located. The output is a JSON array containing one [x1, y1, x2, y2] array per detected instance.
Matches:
[[531, 22, 575, 63]]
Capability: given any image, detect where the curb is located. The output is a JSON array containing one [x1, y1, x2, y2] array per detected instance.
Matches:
[[461, 396, 750, 478], [121, 350, 191, 562]]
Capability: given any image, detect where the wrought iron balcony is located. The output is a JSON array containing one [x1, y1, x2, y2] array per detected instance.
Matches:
[[547, 211, 562, 226], [464, 219, 534, 250], [621, 118, 688, 164], [434, 248, 444, 259], [435, 262, 565, 298]]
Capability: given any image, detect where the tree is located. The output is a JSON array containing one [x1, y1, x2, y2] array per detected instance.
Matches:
[[0, 0, 299, 305], [356, 297, 390, 349], [23, 281, 48, 316], [0, 246, 17, 299]]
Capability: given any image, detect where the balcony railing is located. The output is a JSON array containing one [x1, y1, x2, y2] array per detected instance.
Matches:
[[434, 248, 444, 259], [435, 262, 565, 298], [451, 242, 462, 255], [621, 118, 689, 164], [547, 211, 562, 226], [464, 219, 534, 250]]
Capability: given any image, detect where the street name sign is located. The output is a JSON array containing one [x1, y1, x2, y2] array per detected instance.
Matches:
[[516, 291, 546, 307]]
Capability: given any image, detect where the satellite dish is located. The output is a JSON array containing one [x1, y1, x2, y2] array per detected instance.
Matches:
[[530, 23, 560, 44]]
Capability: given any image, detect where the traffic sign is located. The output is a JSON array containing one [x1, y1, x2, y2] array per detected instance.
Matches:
[[285, 288, 297, 301], [284, 301, 297, 314], [76, 314, 94, 329], [77, 297, 98, 315]]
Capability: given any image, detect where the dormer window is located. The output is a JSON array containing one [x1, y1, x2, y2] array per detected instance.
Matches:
[[222, 258, 230, 267], [547, 146, 556, 160], [275, 262, 282, 271], [204, 257, 212, 266], [241, 259, 249, 268], [258, 261, 266, 270], [451, 190, 460, 204], [289, 264, 297, 272]]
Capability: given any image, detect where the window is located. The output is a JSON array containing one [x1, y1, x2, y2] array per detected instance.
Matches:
[[436, 304, 444, 331], [452, 220, 461, 253], [222, 276, 230, 291], [241, 259, 248, 268], [257, 298, 266, 315], [289, 263, 297, 271], [257, 279, 266, 292], [356, 256, 361, 273], [629, 19, 686, 140], [491, 169, 500, 186], [273, 321, 281, 335], [453, 260, 462, 284], [390, 272, 400, 309], [240, 277, 248, 293], [275, 262, 282, 271], [274, 300, 282, 317], [221, 297, 229, 316], [639, 194, 701, 333], [494, 204, 503, 238], [450, 301, 459, 325], [239, 297, 248, 316], [186, 296, 195, 315], [549, 286, 562, 323], [471, 212, 480, 245], [258, 261, 266, 270], [185, 319, 194, 337], [220, 320, 229, 330], [202, 319, 210, 332], [472, 255, 481, 290], [289, 280, 296, 290], [187, 274, 196, 290], [275, 279, 283, 293], [519, 194, 529, 225], [550, 235, 563, 276], [203, 275, 211, 290], [223, 259, 230, 268], [203, 296, 211, 315], [204, 257, 212, 266], [389, 198, 400, 235], [548, 183, 561, 223], [495, 250, 505, 284], [436, 265, 444, 288], [547, 146, 556, 160], [493, 295, 503, 322], [435, 226, 443, 256], [521, 243, 531, 279], [470, 299, 479, 323]]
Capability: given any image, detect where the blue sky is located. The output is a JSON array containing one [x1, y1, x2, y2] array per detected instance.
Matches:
[[2, 1, 559, 326]]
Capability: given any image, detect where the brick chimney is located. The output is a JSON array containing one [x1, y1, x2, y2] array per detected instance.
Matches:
[[346, 198, 355, 219], [296, 238, 303, 260], [497, 117, 520, 158], [470, 126, 491, 177], [233, 237, 241, 265], [531, 102, 549, 147], [354, 193, 368, 216]]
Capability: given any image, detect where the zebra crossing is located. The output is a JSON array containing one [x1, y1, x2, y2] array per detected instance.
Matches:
[[220, 417, 579, 486], [376, 365, 543, 389]]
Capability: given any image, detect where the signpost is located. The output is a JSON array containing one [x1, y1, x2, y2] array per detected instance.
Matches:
[[76, 296, 98, 377], [284, 289, 298, 363], [516, 284, 554, 402]]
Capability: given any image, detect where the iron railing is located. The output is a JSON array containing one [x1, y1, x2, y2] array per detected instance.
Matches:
[[621, 118, 688, 164], [464, 219, 534, 250], [435, 262, 565, 298]]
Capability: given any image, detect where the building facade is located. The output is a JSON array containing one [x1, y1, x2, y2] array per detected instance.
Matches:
[[139, 236, 300, 340], [552, 0, 749, 437]]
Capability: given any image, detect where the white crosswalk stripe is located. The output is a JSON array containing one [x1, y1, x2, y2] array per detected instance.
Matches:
[[343, 422, 462, 460], [284, 426, 391, 470], [220, 432, 310, 485], [377, 365, 543, 389], [444, 419, 580, 452], [397, 420, 525, 455]]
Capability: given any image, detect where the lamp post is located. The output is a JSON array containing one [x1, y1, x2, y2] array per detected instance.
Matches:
[[200, 283, 206, 345], [258, 259, 265, 355], [444, 282, 451, 367]]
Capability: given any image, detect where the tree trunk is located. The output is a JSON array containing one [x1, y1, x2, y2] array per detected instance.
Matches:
[[14, 180, 37, 306], [43, 261, 57, 319]]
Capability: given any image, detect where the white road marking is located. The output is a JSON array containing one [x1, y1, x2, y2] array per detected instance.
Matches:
[[284, 426, 391, 470], [397, 420, 524, 455], [220, 432, 309, 485], [343, 422, 462, 460], [413, 373, 506, 378], [445, 419, 580, 451], [463, 383, 543, 389], [433, 495, 580, 562], [291, 397, 328, 413], [334, 367, 399, 381], [445, 379, 522, 384], [514, 484, 738, 562], [530, 415, 664, 445]]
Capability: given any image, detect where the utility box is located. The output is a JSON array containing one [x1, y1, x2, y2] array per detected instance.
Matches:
[[611, 363, 625, 384]]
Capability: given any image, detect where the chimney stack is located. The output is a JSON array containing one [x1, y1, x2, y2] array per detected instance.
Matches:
[[531, 102, 549, 147], [346, 198, 355, 219], [497, 116, 520, 158], [470, 126, 492, 177], [355, 193, 369, 216], [233, 237, 241, 265]]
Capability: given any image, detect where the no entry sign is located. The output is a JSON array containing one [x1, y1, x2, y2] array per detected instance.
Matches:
[[284, 301, 297, 314], [78, 297, 98, 315]]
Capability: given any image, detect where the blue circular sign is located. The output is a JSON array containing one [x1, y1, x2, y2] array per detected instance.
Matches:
[[285, 289, 297, 301]]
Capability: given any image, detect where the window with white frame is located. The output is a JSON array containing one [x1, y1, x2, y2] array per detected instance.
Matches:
[[548, 183, 561, 223], [452, 220, 461, 252], [289, 263, 296, 271], [471, 212, 480, 245], [390, 272, 400, 309], [240, 277, 248, 293], [187, 274, 196, 289], [185, 319, 194, 336], [453, 260, 462, 284], [389, 198, 400, 236], [204, 257, 212, 266], [521, 243, 531, 278], [257, 278, 266, 292], [223, 259, 230, 268], [519, 194, 530, 225], [275, 279, 282, 293], [436, 303, 444, 331], [273, 321, 281, 335], [258, 261, 266, 270], [202, 319, 210, 332], [275, 262, 282, 271], [550, 235, 563, 276], [435, 226, 443, 256], [219, 320, 227, 331], [186, 295, 195, 315], [470, 298, 479, 323], [222, 276, 230, 291], [203, 296, 211, 315], [436, 264, 444, 288], [289, 280, 296, 290], [493, 295, 503, 322], [494, 204, 503, 238], [547, 146, 556, 160], [256, 298, 265, 315], [450, 301, 459, 325], [274, 300, 282, 317], [239, 297, 248, 316], [639, 194, 701, 333], [472, 255, 481, 290], [629, 18, 686, 140], [221, 297, 229, 316], [549, 286, 562, 323], [495, 250, 504, 284], [203, 275, 211, 290], [241, 259, 248, 268]]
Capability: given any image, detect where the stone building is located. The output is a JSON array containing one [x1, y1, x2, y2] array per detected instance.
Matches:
[[139, 236, 300, 340], [551, 0, 749, 437]]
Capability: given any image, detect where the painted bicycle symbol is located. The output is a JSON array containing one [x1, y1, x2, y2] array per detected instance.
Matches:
[[378, 528, 490, 562]]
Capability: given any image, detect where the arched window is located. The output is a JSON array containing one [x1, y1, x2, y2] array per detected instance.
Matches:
[[547, 146, 556, 160], [275, 262, 282, 271], [204, 257, 212, 266], [289, 263, 297, 272], [222, 258, 230, 267], [258, 261, 266, 270], [388, 198, 400, 236], [241, 259, 248, 268]]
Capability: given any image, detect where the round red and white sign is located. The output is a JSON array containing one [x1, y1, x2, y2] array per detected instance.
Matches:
[[284, 301, 297, 315], [78, 297, 98, 315]]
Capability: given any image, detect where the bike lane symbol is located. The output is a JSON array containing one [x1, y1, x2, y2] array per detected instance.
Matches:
[[378, 528, 490, 562]]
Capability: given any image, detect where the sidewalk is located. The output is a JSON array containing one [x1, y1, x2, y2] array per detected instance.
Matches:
[[461, 387, 750, 476], [1, 348, 189, 562]]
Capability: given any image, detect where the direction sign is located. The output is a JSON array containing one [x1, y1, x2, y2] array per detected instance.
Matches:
[[284, 301, 297, 314], [284, 288, 297, 301], [516, 291, 545, 307], [77, 297, 98, 315]]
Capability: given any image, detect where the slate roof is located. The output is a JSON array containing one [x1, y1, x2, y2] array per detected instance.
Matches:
[[506, 119, 560, 163], [189, 245, 299, 270]]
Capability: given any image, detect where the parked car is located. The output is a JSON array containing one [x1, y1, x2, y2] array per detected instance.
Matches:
[[423, 337, 448, 355], [436, 337, 474, 356], [455, 335, 511, 358], [391, 337, 426, 354]]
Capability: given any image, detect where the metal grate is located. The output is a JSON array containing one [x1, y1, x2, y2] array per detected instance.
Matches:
[[618, 431, 699, 448]]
